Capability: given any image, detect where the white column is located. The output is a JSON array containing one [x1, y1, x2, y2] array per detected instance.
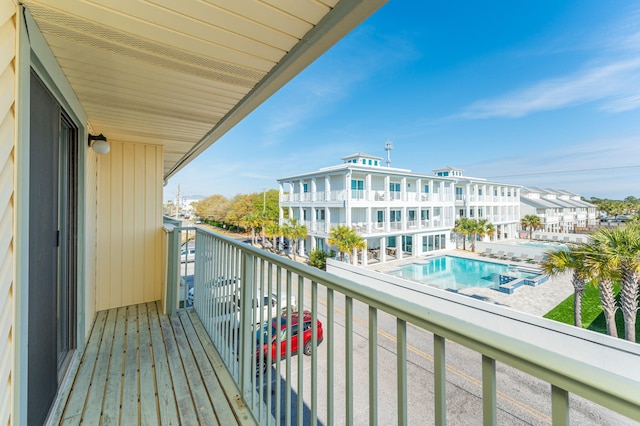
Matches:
[[326, 208, 331, 234], [325, 176, 331, 201], [311, 177, 317, 201], [366, 174, 372, 201], [380, 237, 387, 263], [366, 206, 372, 233]]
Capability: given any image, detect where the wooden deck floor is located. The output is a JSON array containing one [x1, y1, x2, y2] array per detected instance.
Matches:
[[50, 301, 253, 425]]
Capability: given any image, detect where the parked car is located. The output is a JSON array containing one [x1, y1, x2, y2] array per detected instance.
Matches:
[[255, 310, 323, 374], [180, 247, 195, 263]]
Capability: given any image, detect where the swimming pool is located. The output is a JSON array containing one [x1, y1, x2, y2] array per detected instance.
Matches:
[[389, 256, 542, 290]]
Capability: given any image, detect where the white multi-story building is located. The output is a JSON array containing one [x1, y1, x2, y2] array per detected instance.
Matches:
[[520, 187, 597, 233], [278, 153, 521, 264]]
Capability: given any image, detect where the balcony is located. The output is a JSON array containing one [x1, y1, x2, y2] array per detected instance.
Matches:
[[53, 225, 640, 425]]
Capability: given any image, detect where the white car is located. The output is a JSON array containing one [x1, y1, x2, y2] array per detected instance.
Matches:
[[180, 247, 195, 263], [188, 277, 297, 328]]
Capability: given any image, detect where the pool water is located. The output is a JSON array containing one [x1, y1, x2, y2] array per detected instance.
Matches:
[[389, 256, 541, 290]]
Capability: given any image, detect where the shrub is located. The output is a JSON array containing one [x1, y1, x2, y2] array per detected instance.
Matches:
[[309, 248, 333, 270]]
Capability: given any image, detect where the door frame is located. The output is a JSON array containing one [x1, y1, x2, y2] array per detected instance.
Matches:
[[15, 7, 89, 424]]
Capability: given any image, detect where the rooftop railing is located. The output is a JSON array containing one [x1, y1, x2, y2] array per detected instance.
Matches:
[[167, 225, 640, 425]]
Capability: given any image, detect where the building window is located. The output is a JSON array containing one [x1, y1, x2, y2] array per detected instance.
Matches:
[[459, 209, 464, 217], [388, 236, 396, 248], [303, 210, 308, 220], [390, 210, 401, 222], [421, 210, 429, 220], [423, 184, 429, 193], [316, 209, 325, 220], [377, 210, 384, 223], [351, 179, 364, 199], [389, 182, 400, 193], [374, 160, 379, 166], [303, 183, 308, 193], [478, 208, 483, 217], [470, 208, 474, 218], [478, 188, 483, 195], [368, 159, 372, 165], [362, 159, 366, 164]]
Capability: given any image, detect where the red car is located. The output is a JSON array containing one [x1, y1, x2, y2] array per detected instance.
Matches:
[[255, 310, 323, 373]]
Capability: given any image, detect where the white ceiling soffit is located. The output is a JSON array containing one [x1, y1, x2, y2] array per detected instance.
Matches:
[[22, 0, 387, 180]]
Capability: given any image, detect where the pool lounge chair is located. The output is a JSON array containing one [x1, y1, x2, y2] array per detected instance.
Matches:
[[491, 250, 504, 259], [503, 251, 515, 260], [481, 248, 493, 257], [529, 255, 544, 264], [519, 253, 530, 262]]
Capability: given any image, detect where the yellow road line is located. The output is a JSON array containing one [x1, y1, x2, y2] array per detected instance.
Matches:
[[310, 292, 551, 423]]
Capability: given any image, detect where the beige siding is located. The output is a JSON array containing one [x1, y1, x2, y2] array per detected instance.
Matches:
[[84, 148, 98, 339], [96, 141, 163, 311], [0, 2, 14, 424]]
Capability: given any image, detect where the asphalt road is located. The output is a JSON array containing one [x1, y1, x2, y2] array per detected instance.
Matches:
[[256, 277, 636, 426]]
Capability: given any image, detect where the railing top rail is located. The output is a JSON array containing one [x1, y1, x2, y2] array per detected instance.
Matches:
[[192, 226, 640, 420]]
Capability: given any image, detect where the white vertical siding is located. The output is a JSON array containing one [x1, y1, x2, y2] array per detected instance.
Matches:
[[96, 141, 163, 311], [0, 2, 14, 424]]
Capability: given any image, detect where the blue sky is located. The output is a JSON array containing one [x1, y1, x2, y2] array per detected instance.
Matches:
[[164, 1, 640, 202]]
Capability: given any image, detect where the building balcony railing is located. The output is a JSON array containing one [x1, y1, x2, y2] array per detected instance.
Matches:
[[162, 225, 640, 425]]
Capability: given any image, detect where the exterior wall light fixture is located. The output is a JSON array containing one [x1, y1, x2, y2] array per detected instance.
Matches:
[[88, 133, 110, 154]]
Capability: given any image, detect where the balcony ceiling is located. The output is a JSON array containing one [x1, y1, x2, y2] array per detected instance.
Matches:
[[22, 0, 386, 180]]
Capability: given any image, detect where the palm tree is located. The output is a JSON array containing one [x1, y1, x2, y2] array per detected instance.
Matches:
[[242, 212, 261, 245], [540, 246, 591, 328], [591, 225, 640, 342], [582, 241, 620, 338], [521, 215, 543, 239], [453, 218, 474, 250], [264, 221, 280, 252], [470, 219, 495, 252], [282, 217, 307, 261], [328, 225, 353, 261]]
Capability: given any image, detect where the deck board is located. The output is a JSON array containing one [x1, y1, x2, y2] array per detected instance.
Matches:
[[61, 310, 107, 425], [51, 301, 245, 425]]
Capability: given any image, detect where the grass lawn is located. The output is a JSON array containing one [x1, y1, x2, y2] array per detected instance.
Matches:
[[544, 282, 639, 342]]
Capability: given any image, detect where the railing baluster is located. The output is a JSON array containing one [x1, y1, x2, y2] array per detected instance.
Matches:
[[239, 251, 254, 402], [327, 287, 334, 426], [297, 275, 305, 426], [369, 307, 378, 426], [397, 318, 407, 426], [552, 385, 569, 426], [311, 280, 318, 426], [275, 266, 282, 425], [266, 262, 274, 426], [285, 270, 293, 426], [434, 334, 446, 425], [482, 354, 497, 426], [346, 295, 353, 426]]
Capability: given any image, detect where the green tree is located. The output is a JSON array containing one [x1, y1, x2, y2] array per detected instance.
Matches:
[[582, 241, 620, 338], [328, 225, 365, 263], [264, 221, 281, 252], [520, 214, 543, 239], [540, 247, 592, 328], [453, 218, 474, 250], [193, 194, 229, 222], [309, 248, 332, 270], [591, 225, 640, 342], [282, 217, 307, 261], [224, 194, 256, 232], [469, 219, 495, 252]]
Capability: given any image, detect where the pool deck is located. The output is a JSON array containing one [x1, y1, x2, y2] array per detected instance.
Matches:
[[367, 249, 574, 317]]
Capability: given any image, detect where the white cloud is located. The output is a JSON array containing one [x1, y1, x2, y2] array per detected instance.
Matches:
[[458, 58, 640, 119]]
